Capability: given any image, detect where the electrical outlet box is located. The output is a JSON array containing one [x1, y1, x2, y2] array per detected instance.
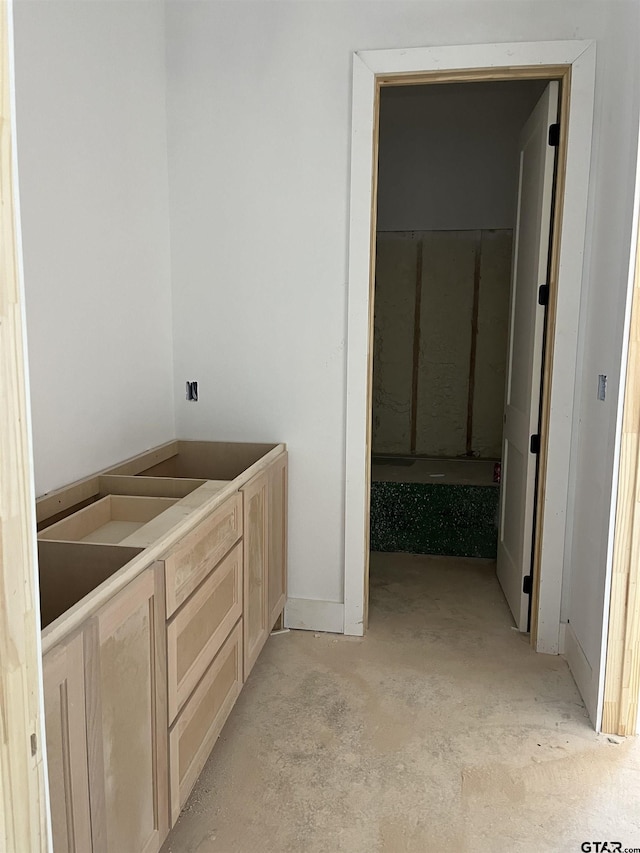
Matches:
[[186, 380, 198, 402]]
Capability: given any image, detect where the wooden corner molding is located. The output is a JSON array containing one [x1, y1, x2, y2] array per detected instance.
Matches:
[[0, 2, 49, 847]]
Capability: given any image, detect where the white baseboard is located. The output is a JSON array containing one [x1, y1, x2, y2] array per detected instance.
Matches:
[[284, 598, 344, 634], [558, 621, 567, 654], [563, 622, 597, 727]]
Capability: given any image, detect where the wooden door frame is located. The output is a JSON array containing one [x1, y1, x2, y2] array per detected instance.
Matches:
[[601, 127, 640, 736], [0, 1, 50, 848], [343, 42, 596, 659]]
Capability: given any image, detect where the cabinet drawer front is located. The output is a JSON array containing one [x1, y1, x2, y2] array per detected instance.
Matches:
[[169, 621, 243, 826], [167, 542, 242, 722], [164, 493, 242, 616]]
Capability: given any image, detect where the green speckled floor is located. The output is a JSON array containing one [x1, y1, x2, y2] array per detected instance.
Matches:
[[370, 481, 499, 558]]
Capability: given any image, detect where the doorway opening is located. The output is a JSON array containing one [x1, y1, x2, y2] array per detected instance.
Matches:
[[343, 44, 598, 674], [370, 77, 558, 634]]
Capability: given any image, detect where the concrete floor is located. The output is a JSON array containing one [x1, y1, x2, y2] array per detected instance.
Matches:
[[162, 554, 640, 853]]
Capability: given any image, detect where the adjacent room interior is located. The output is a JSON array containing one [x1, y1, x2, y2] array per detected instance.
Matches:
[[369, 78, 553, 632]]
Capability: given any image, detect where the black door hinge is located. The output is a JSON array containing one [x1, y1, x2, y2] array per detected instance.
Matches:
[[538, 284, 549, 306], [523, 574, 532, 595], [548, 123, 560, 146], [530, 434, 540, 454]]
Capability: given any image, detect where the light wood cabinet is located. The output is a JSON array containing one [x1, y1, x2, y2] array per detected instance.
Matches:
[[43, 563, 169, 853], [86, 563, 168, 853], [43, 633, 92, 853], [38, 441, 287, 852], [268, 451, 288, 630], [242, 452, 288, 680]]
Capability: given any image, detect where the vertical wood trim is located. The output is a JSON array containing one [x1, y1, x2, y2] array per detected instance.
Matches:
[[466, 234, 482, 456], [63, 635, 92, 853], [241, 470, 269, 679], [267, 452, 288, 629], [363, 79, 381, 631], [409, 240, 423, 454], [344, 53, 376, 636], [602, 220, 640, 737], [83, 622, 107, 853], [58, 681, 76, 850], [43, 635, 92, 853], [529, 70, 570, 648], [151, 562, 169, 847], [0, 3, 49, 849]]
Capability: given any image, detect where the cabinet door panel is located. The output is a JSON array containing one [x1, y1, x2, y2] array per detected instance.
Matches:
[[268, 452, 288, 630], [241, 472, 268, 679], [87, 564, 168, 853], [43, 634, 92, 853]]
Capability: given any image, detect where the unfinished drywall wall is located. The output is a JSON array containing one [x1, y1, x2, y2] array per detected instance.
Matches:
[[372, 230, 512, 459], [372, 81, 542, 460], [13, 0, 175, 495], [473, 231, 513, 456], [371, 235, 417, 454], [164, 5, 640, 670], [417, 231, 477, 457]]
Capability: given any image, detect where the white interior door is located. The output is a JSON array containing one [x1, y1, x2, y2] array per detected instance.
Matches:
[[497, 82, 559, 631]]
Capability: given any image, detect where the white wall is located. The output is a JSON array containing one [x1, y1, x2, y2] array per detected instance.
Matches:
[[13, 0, 175, 495], [165, 0, 640, 720], [564, 5, 640, 719], [377, 81, 545, 232]]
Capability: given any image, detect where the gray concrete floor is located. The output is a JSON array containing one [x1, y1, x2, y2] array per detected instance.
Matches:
[[162, 554, 640, 853]]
